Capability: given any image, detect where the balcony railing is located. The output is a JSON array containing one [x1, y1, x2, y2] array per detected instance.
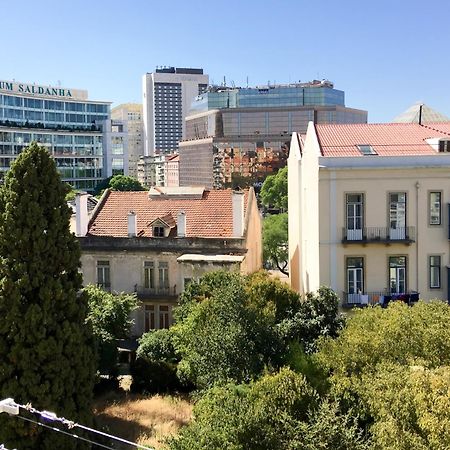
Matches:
[[342, 227, 415, 243], [342, 291, 419, 307], [135, 285, 178, 298]]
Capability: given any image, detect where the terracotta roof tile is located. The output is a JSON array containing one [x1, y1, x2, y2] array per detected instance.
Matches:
[[315, 122, 450, 157], [88, 189, 248, 238]]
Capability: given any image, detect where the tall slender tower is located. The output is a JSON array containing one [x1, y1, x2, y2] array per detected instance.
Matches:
[[142, 67, 209, 156]]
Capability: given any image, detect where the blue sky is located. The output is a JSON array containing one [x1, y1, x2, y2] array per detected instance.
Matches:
[[2, 0, 449, 122]]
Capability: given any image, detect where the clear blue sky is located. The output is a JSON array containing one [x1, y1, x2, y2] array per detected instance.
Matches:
[[2, 0, 449, 123]]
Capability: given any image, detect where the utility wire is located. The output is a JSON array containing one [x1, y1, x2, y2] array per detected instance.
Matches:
[[15, 415, 115, 450], [1, 399, 155, 450]]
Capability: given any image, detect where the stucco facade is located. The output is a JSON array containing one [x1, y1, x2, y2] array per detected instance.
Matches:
[[289, 121, 450, 305], [77, 187, 262, 336]]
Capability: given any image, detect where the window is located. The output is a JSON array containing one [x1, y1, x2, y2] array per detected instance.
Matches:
[[429, 256, 441, 289], [144, 304, 155, 331], [97, 260, 110, 291], [356, 144, 377, 155], [429, 192, 442, 225], [159, 305, 170, 329], [389, 256, 407, 293], [346, 257, 364, 295], [346, 193, 363, 240], [144, 261, 155, 289], [438, 140, 450, 152], [153, 226, 165, 237], [389, 193, 406, 239], [158, 262, 169, 289]]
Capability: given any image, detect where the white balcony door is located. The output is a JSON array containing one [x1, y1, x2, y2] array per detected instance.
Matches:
[[389, 256, 406, 293], [347, 258, 363, 304], [346, 194, 363, 240], [389, 193, 406, 239]]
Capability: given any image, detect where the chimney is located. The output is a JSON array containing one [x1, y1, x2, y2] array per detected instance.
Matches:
[[75, 193, 89, 237], [128, 211, 137, 237], [177, 210, 186, 237], [232, 191, 245, 237]]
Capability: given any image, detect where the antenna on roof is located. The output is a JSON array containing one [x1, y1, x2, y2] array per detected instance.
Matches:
[[418, 103, 424, 125]]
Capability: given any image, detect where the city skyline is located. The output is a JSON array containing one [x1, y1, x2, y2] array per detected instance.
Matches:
[[2, 0, 449, 124]]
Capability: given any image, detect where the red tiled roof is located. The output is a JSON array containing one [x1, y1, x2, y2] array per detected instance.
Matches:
[[88, 189, 248, 238], [315, 122, 450, 157]]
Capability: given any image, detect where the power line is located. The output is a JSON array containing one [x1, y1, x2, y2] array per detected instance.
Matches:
[[1, 398, 155, 450], [15, 415, 115, 450]]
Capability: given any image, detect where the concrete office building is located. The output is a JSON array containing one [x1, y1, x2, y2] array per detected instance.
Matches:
[[179, 80, 368, 189], [142, 67, 208, 156], [0, 79, 111, 191], [111, 103, 144, 177], [104, 119, 129, 176]]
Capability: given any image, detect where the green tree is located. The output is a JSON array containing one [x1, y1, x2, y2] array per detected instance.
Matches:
[[170, 368, 367, 450], [317, 301, 450, 445], [84, 285, 138, 377], [0, 143, 95, 449], [172, 271, 274, 388], [360, 363, 450, 450], [108, 174, 145, 191], [172, 272, 342, 389], [259, 166, 288, 211], [263, 212, 288, 274], [93, 175, 112, 196]]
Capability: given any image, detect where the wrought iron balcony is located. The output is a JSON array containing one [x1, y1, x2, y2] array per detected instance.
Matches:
[[135, 285, 178, 299], [342, 227, 415, 244], [342, 291, 419, 307]]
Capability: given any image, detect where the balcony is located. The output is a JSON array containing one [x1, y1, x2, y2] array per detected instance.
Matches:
[[342, 291, 419, 308], [135, 285, 178, 300], [342, 227, 415, 244]]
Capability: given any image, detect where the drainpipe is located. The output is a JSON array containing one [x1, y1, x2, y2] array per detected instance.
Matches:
[[415, 181, 420, 293]]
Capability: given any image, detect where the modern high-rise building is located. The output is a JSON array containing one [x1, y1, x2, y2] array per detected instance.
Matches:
[[142, 67, 209, 156], [0, 79, 111, 191], [111, 103, 144, 178], [179, 80, 368, 189]]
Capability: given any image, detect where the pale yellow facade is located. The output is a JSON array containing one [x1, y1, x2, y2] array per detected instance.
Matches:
[[289, 122, 450, 305]]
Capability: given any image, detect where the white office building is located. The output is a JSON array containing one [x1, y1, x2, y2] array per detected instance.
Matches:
[[0, 79, 111, 191], [142, 67, 208, 156], [111, 103, 143, 178]]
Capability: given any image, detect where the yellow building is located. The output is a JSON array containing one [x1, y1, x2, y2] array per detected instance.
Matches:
[[289, 121, 450, 305]]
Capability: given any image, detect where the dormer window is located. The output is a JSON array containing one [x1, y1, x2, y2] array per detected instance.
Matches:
[[438, 140, 450, 152], [153, 226, 165, 237], [356, 144, 377, 155]]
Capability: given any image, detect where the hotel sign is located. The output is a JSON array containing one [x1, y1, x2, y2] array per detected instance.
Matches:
[[0, 80, 88, 100]]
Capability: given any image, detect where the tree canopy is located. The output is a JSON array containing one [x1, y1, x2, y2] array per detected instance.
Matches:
[[84, 285, 138, 377], [169, 271, 342, 389], [108, 175, 145, 191], [170, 368, 368, 450], [259, 166, 288, 211], [0, 142, 95, 449], [317, 300, 450, 449], [263, 212, 288, 274]]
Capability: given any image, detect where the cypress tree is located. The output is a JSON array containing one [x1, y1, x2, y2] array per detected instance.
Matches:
[[0, 143, 95, 449]]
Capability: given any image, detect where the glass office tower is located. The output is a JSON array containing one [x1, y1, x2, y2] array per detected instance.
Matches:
[[180, 80, 368, 189], [0, 80, 111, 191]]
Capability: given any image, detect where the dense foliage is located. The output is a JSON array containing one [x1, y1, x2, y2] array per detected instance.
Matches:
[[169, 271, 343, 389], [108, 175, 145, 191], [84, 285, 138, 377], [262, 212, 288, 274], [131, 329, 183, 393], [0, 143, 95, 449], [172, 271, 275, 388], [170, 368, 368, 450], [317, 300, 450, 449], [259, 166, 288, 211]]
